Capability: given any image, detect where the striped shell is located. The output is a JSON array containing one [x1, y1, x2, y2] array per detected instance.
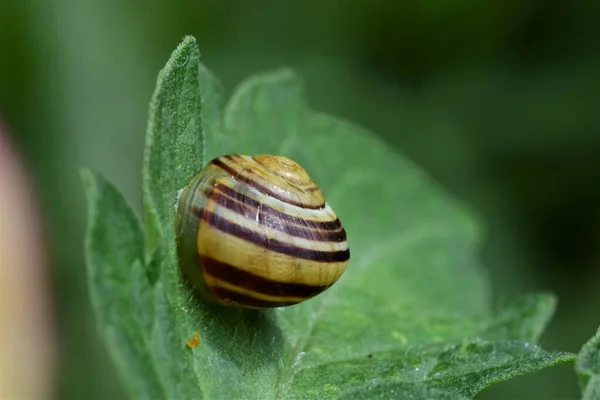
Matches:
[[175, 154, 350, 309]]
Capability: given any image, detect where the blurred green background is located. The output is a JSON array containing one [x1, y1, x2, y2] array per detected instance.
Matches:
[[1, 1, 599, 398]]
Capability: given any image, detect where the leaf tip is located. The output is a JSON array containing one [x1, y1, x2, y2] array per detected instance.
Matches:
[[223, 67, 305, 128], [260, 67, 302, 86], [172, 35, 200, 62], [79, 167, 94, 186], [151, 35, 200, 97], [181, 34, 197, 45], [79, 168, 100, 200], [233, 67, 303, 95]]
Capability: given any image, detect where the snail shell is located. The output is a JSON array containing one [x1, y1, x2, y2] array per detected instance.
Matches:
[[175, 154, 350, 309]]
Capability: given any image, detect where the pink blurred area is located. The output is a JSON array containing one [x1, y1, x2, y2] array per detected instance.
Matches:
[[0, 120, 56, 399]]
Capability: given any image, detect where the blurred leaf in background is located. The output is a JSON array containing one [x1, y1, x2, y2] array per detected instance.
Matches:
[[1, 0, 599, 399]]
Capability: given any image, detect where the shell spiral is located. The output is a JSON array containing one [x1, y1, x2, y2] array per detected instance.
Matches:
[[175, 154, 350, 309]]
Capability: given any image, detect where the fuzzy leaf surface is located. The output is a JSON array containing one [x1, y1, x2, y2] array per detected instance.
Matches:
[[577, 327, 600, 400]]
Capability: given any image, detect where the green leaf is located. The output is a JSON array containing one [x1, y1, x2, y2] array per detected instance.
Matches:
[[82, 169, 203, 399], [341, 383, 470, 400], [83, 36, 582, 400], [81, 170, 164, 399], [139, 35, 207, 400], [289, 340, 573, 399], [426, 341, 574, 397], [478, 293, 557, 343], [576, 327, 600, 399], [142, 35, 203, 259]]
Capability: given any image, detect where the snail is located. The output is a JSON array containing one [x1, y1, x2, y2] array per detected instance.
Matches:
[[175, 154, 350, 309]]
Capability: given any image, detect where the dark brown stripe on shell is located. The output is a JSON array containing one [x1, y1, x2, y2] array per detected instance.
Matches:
[[202, 210, 350, 262], [209, 286, 300, 308], [190, 206, 204, 219], [200, 256, 331, 298], [211, 157, 326, 210], [210, 187, 347, 242], [215, 184, 343, 231]]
